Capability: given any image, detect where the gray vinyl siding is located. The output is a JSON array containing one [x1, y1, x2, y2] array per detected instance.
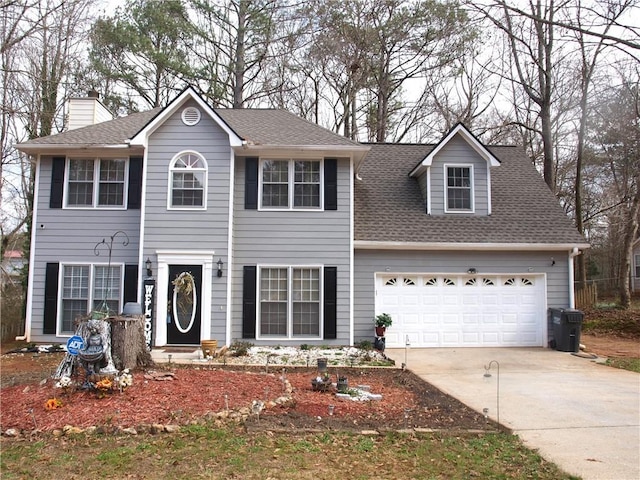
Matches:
[[143, 100, 232, 341], [354, 249, 571, 344], [232, 157, 352, 345], [429, 136, 489, 216], [30, 156, 141, 343]]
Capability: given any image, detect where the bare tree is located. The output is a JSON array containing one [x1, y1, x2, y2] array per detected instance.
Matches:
[[589, 64, 639, 308]]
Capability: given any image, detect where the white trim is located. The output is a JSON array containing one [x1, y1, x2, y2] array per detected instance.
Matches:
[[155, 251, 215, 347], [409, 124, 501, 177], [137, 149, 149, 302], [167, 150, 208, 210], [225, 150, 235, 347], [426, 166, 432, 215], [24, 154, 41, 342], [355, 241, 591, 251], [349, 157, 354, 346], [568, 247, 580, 308], [129, 87, 243, 148], [443, 163, 475, 213], [256, 265, 324, 341], [17, 144, 132, 154]]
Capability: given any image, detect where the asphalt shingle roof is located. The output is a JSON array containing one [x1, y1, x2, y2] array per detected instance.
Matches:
[[23, 108, 162, 145], [215, 109, 360, 147], [20, 107, 359, 148], [354, 143, 586, 245]]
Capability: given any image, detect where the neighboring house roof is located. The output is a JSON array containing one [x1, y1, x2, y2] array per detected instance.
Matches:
[[354, 143, 588, 248]]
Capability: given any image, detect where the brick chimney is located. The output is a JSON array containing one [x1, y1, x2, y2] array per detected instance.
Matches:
[[67, 90, 113, 130]]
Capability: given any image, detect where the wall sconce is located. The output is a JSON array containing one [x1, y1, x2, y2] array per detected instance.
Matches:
[[217, 258, 223, 278], [467, 267, 477, 275], [551, 257, 555, 266], [145, 257, 152, 277]]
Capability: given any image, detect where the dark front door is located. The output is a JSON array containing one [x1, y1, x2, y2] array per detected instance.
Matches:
[[167, 265, 202, 345]]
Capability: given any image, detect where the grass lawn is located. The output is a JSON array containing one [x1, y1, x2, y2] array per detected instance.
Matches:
[[1, 425, 578, 480]]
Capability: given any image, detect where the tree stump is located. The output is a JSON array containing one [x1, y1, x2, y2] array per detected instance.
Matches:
[[107, 315, 154, 370]]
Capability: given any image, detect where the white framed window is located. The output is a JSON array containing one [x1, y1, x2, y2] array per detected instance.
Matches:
[[65, 158, 127, 208], [168, 151, 207, 209], [259, 158, 322, 210], [60, 264, 123, 334], [444, 164, 474, 212], [258, 266, 321, 338], [635, 254, 640, 278]]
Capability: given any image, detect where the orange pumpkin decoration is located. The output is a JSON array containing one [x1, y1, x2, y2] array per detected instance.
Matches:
[[45, 398, 62, 410]]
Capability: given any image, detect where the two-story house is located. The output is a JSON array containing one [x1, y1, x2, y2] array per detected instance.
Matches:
[[17, 87, 588, 349]]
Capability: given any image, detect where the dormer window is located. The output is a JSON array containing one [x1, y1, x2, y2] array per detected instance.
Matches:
[[445, 165, 473, 212]]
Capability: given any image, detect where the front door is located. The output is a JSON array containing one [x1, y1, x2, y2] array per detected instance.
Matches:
[[167, 265, 202, 345]]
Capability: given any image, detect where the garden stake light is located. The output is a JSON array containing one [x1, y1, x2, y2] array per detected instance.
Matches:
[[483, 360, 500, 426], [328, 404, 335, 416]]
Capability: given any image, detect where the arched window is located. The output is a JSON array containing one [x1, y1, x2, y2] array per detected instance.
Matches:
[[169, 151, 207, 209]]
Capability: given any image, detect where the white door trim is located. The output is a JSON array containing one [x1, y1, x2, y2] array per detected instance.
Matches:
[[155, 250, 215, 347]]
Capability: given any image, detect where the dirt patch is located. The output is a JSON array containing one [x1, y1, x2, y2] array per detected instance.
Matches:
[[0, 351, 488, 434], [580, 334, 640, 359]]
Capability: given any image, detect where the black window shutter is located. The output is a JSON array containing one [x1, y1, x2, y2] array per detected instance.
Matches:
[[123, 264, 139, 304], [244, 157, 259, 209], [324, 158, 337, 210], [43, 263, 60, 334], [127, 156, 143, 209], [242, 266, 257, 338], [323, 266, 337, 339], [50, 157, 65, 208]]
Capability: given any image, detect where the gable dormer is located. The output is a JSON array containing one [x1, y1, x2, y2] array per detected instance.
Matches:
[[409, 124, 501, 216]]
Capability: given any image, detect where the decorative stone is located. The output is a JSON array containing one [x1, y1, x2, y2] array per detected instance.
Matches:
[[4, 428, 19, 437], [164, 424, 180, 433], [63, 425, 83, 435], [120, 427, 138, 435]]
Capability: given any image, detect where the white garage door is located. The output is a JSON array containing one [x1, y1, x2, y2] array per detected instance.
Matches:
[[376, 274, 545, 348]]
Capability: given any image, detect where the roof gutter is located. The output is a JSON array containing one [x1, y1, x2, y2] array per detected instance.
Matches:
[[235, 144, 371, 171], [16, 144, 132, 154], [354, 241, 591, 251]]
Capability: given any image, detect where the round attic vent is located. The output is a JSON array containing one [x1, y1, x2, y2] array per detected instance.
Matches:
[[181, 107, 201, 126]]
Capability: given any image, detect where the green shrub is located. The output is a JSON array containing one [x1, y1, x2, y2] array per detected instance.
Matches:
[[229, 340, 253, 357]]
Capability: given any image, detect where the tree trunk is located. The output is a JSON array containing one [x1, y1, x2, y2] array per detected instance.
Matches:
[[233, 0, 247, 108], [108, 316, 154, 370], [619, 185, 640, 309]]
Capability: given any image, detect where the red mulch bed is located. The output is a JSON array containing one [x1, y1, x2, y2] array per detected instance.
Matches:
[[0, 360, 489, 433]]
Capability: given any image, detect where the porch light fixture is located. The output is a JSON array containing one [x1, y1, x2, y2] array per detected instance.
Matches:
[[551, 257, 556, 266], [217, 258, 223, 277], [467, 267, 477, 274], [145, 257, 152, 277]]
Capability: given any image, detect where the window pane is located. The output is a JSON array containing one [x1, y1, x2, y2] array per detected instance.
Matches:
[[62, 265, 89, 333], [67, 160, 94, 206], [293, 161, 320, 208], [262, 160, 289, 207], [93, 266, 121, 314], [292, 268, 320, 336], [172, 172, 204, 207], [98, 159, 125, 206], [447, 167, 471, 210], [260, 268, 288, 336]]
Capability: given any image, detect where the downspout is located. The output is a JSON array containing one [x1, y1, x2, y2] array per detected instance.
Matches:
[[568, 247, 580, 308]]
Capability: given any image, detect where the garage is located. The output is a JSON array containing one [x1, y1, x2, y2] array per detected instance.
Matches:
[[376, 273, 546, 348]]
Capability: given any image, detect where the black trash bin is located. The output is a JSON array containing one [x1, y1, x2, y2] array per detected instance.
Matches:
[[549, 308, 584, 352]]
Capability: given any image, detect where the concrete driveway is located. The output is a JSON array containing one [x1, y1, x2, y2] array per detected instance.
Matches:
[[385, 347, 640, 480]]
